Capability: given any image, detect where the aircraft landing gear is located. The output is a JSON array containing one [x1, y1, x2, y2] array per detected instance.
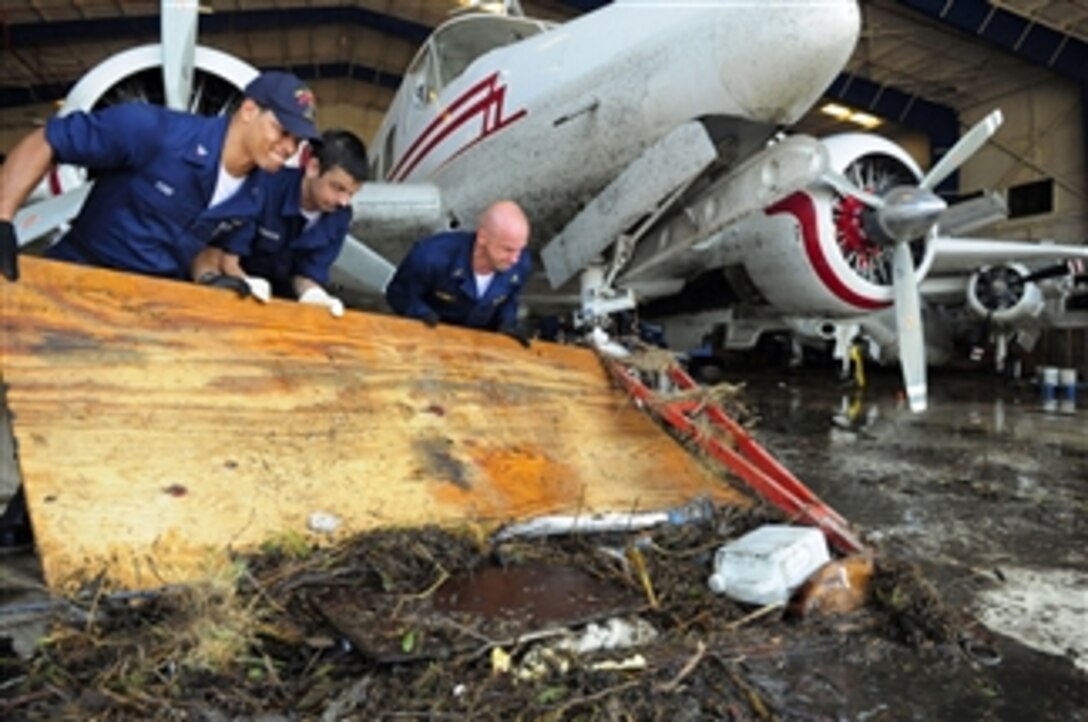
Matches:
[[573, 264, 639, 357], [573, 265, 637, 330], [831, 323, 867, 389], [847, 343, 867, 389]]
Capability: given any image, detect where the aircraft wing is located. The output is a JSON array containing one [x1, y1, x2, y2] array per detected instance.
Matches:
[[918, 275, 969, 305], [597, 133, 832, 292], [928, 236, 1088, 275]]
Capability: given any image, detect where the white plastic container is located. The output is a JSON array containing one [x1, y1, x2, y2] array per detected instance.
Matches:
[[1041, 366, 1059, 401], [707, 525, 831, 605], [1059, 368, 1077, 402]]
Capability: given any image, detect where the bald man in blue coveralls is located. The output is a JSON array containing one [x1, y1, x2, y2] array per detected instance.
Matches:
[[386, 200, 532, 345]]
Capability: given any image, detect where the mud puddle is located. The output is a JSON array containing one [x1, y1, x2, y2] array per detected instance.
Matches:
[[743, 367, 1087, 719]]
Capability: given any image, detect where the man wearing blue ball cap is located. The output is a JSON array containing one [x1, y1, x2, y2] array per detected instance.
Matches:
[[0, 70, 319, 288], [0, 70, 320, 552]]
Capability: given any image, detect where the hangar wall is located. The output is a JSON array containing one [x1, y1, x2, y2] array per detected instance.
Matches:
[[0, 103, 53, 157], [960, 76, 1088, 244], [307, 78, 390, 147], [0, 84, 389, 161]]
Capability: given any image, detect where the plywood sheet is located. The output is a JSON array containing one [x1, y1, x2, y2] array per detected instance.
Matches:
[[0, 258, 747, 591]]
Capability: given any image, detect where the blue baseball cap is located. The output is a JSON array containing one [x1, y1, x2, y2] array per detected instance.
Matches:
[[243, 71, 319, 140]]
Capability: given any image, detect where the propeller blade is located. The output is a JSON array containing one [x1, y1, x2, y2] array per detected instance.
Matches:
[[1021, 263, 1073, 283], [821, 169, 884, 208], [937, 190, 1007, 235], [921, 109, 1003, 191], [11, 184, 93, 246], [892, 242, 927, 412], [161, 0, 199, 111]]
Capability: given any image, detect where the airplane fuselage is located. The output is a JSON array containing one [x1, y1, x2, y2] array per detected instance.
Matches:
[[369, 1, 861, 259]]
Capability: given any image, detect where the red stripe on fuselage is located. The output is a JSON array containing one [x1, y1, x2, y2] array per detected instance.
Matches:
[[48, 166, 62, 195], [767, 193, 888, 311], [388, 72, 526, 182]]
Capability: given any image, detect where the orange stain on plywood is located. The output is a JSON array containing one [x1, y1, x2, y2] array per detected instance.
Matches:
[[431, 443, 583, 519]]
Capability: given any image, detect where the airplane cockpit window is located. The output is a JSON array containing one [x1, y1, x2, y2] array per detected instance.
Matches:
[[382, 126, 396, 180], [405, 43, 440, 107], [369, 154, 382, 183], [431, 15, 550, 89]]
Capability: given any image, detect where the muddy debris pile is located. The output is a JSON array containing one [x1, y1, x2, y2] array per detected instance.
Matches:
[[1, 506, 966, 721]]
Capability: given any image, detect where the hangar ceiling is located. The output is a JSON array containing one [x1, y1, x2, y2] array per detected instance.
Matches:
[[0, 0, 1084, 146], [805, 0, 1057, 134]]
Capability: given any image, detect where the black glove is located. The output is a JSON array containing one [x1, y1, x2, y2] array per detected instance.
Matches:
[[421, 310, 440, 328], [197, 272, 251, 298], [0, 220, 19, 282], [500, 326, 531, 348]]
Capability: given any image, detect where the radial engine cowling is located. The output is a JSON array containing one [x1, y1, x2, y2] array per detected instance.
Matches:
[[966, 263, 1045, 325]]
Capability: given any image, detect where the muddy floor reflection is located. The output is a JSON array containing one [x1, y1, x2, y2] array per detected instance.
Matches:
[[739, 366, 1086, 720]]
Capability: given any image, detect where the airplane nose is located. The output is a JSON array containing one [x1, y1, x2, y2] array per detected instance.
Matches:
[[713, 0, 860, 125], [635, 1, 860, 132]]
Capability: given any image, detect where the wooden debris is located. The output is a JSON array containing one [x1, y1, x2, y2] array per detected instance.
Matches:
[[0, 258, 748, 591]]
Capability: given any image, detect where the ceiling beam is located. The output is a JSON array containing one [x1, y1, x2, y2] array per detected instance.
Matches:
[[895, 0, 1088, 178], [895, 0, 1087, 84], [4, 6, 431, 47]]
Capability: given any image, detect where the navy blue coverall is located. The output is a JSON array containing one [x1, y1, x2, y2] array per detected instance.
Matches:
[[217, 167, 350, 298], [385, 230, 530, 331], [44, 103, 264, 279]]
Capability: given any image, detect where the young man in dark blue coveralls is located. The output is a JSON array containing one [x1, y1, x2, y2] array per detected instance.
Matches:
[[193, 129, 369, 317], [0, 71, 320, 550], [386, 200, 532, 345], [0, 70, 318, 285]]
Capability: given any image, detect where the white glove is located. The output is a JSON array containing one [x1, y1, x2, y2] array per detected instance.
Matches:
[[299, 286, 345, 318], [243, 275, 272, 303]]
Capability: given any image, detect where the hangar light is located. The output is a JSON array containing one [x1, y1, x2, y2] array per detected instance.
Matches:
[[457, 0, 521, 14], [820, 103, 883, 130]]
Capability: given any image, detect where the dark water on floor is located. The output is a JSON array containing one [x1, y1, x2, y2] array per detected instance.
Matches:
[[432, 563, 641, 626], [734, 367, 1087, 721]]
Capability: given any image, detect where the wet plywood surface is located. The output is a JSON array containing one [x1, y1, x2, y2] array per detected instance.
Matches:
[[0, 258, 747, 591]]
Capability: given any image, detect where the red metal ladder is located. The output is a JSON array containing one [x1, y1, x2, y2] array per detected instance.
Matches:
[[605, 355, 865, 554]]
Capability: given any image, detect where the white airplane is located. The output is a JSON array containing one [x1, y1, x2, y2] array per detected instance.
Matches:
[[11, 0, 1088, 414], [351, 1, 1088, 412], [12, 0, 866, 322], [650, 130, 1088, 383]]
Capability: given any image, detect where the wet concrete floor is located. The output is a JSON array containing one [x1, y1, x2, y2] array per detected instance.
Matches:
[[737, 366, 1086, 721]]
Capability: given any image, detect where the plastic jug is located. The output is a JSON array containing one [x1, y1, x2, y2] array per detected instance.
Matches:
[[707, 525, 831, 605]]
